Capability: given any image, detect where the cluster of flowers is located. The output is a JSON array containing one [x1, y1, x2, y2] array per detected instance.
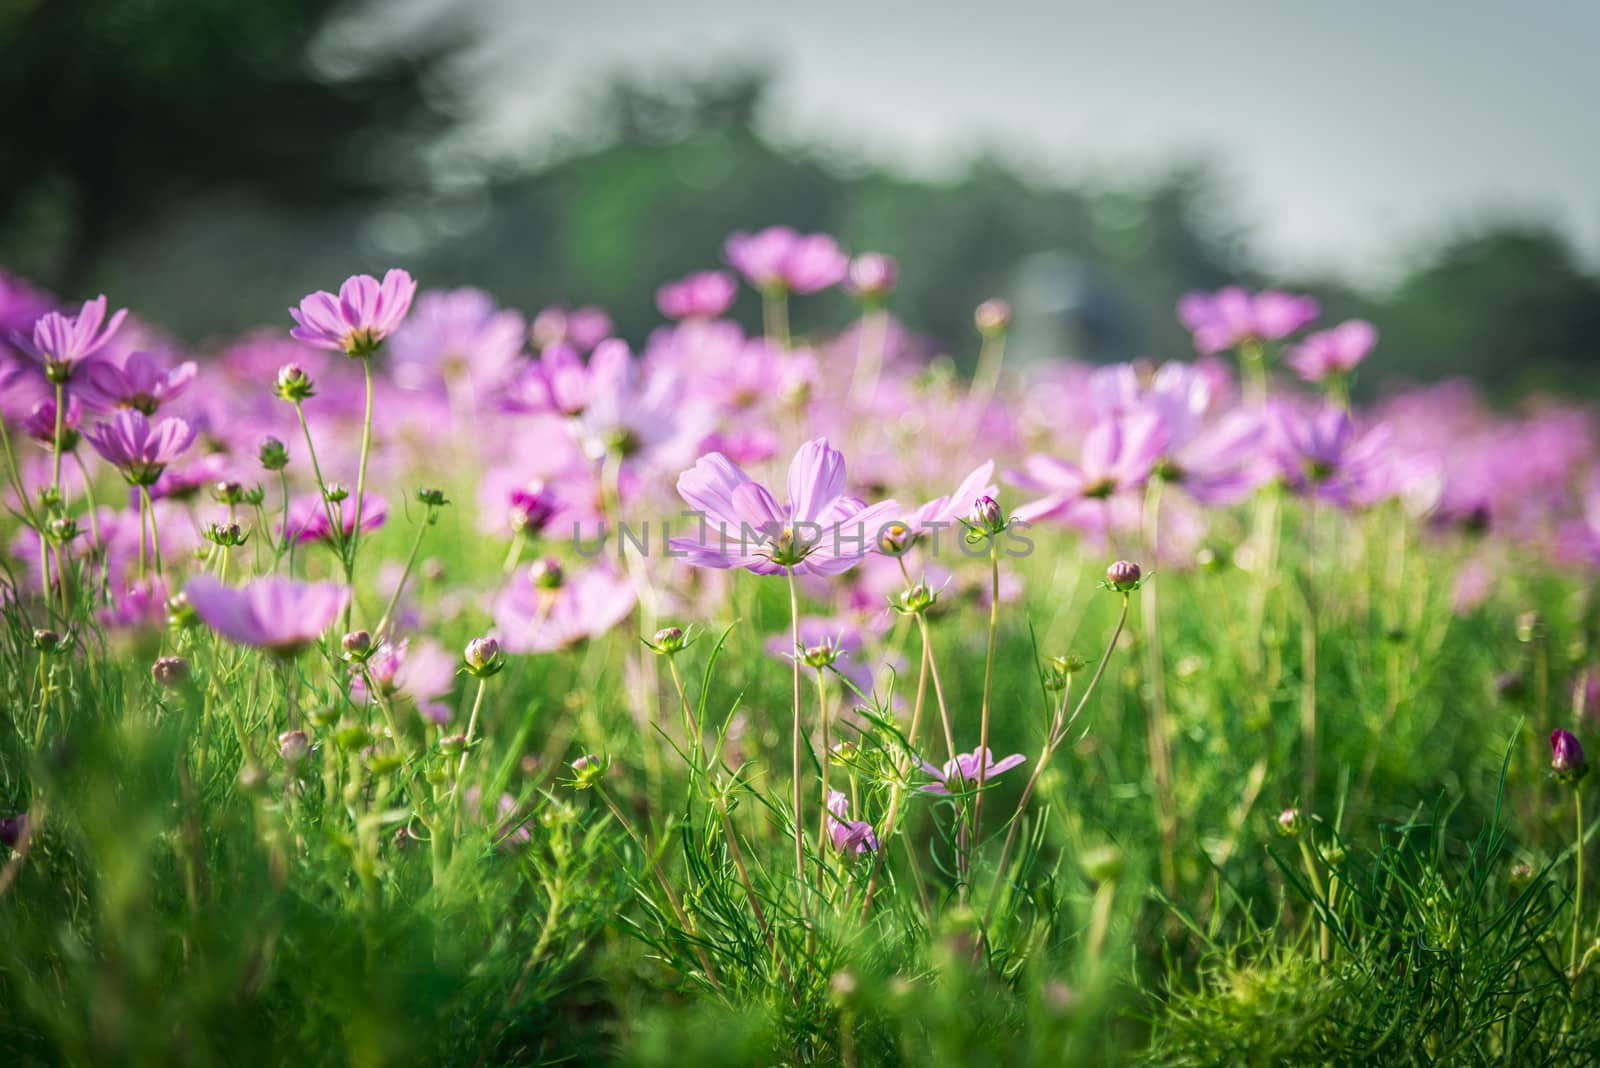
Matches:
[[2, 224, 1595, 853]]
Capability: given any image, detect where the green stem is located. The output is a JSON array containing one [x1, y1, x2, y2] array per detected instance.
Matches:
[[971, 539, 1001, 861], [375, 511, 430, 640], [762, 285, 791, 350], [1142, 478, 1177, 893], [348, 357, 376, 630], [141, 486, 164, 577], [787, 567, 807, 897], [50, 380, 65, 501], [453, 677, 490, 837], [1574, 792, 1586, 976]]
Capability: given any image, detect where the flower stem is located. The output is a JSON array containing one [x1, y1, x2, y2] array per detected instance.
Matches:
[[141, 486, 164, 577], [971, 539, 1002, 860], [348, 357, 376, 630], [1574, 791, 1586, 976], [762, 286, 791, 350], [787, 567, 807, 899], [374, 511, 431, 641], [814, 667, 831, 854], [454, 677, 490, 837], [49, 380, 65, 502], [1142, 478, 1177, 893]]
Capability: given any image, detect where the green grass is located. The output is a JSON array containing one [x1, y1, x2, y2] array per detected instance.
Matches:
[[2, 486, 1597, 1066]]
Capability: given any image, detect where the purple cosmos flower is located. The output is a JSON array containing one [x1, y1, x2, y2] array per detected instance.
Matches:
[[98, 577, 169, 633], [1286, 320, 1378, 383], [26, 295, 128, 381], [656, 271, 738, 320], [1266, 403, 1391, 507], [185, 576, 350, 657], [1011, 412, 1168, 527], [724, 227, 848, 294], [289, 269, 417, 356], [1176, 287, 1320, 354], [79, 350, 198, 414], [824, 790, 879, 854], [672, 437, 899, 576], [492, 562, 638, 654], [85, 410, 196, 486], [530, 305, 612, 353], [919, 747, 1026, 795], [288, 492, 388, 544], [22, 396, 81, 450]]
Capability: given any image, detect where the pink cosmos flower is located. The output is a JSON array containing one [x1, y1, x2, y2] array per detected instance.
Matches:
[[1286, 320, 1378, 382], [85, 410, 196, 486], [351, 638, 458, 724], [98, 577, 169, 633], [903, 460, 998, 541], [79, 350, 198, 414], [387, 287, 526, 391], [824, 790, 879, 854], [724, 227, 848, 294], [656, 271, 738, 320], [492, 563, 638, 654], [289, 269, 417, 356], [672, 438, 899, 576], [22, 396, 81, 449], [185, 576, 350, 657], [27, 295, 128, 380], [288, 492, 388, 544], [1010, 413, 1168, 527], [531, 305, 612, 353], [919, 747, 1027, 795], [1266, 402, 1391, 507], [1177, 287, 1320, 354]]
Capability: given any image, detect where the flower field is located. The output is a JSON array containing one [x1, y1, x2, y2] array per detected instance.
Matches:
[[1, 228, 1597, 1064]]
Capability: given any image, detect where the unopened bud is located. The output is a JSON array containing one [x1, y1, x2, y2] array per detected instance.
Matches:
[[1276, 807, 1307, 837], [463, 636, 504, 677], [151, 655, 189, 688], [1105, 560, 1142, 592], [274, 363, 315, 402], [278, 729, 310, 765], [341, 630, 372, 660], [258, 436, 290, 471], [975, 298, 1012, 336]]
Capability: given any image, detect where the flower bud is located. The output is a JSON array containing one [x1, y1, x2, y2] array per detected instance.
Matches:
[[46, 515, 80, 544], [1080, 843, 1123, 883], [463, 636, 504, 677], [417, 487, 449, 509], [969, 495, 1005, 535], [213, 480, 244, 505], [802, 642, 841, 670], [649, 626, 686, 655], [1509, 861, 1535, 888], [258, 436, 290, 471], [1551, 728, 1589, 784], [166, 592, 195, 628], [151, 655, 189, 688], [0, 814, 28, 850], [274, 363, 315, 402], [529, 558, 563, 590], [568, 753, 605, 789], [278, 729, 309, 765], [1516, 611, 1542, 644], [846, 253, 898, 304], [1276, 807, 1307, 837], [975, 298, 1012, 337], [334, 721, 373, 752], [1105, 560, 1142, 592], [896, 581, 937, 616], [322, 482, 349, 504], [440, 733, 467, 757], [341, 630, 373, 661], [31, 629, 63, 654], [877, 520, 912, 556]]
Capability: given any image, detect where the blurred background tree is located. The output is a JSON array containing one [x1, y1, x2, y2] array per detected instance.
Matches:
[[2, 1, 1596, 397]]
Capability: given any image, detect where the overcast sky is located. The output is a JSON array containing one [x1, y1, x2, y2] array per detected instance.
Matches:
[[406, 0, 1600, 284]]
